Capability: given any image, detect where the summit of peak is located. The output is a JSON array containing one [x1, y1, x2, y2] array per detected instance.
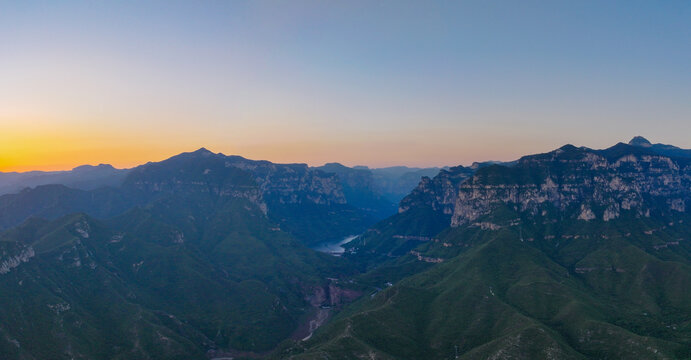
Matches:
[[192, 147, 214, 154], [628, 136, 652, 147]]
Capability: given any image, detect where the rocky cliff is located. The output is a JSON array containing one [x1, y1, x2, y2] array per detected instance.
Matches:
[[0, 149, 368, 243], [398, 165, 475, 215], [447, 144, 690, 226], [123, 148, 347, 212], [397, 143, 691, 229], [399, 144, 691, 226]]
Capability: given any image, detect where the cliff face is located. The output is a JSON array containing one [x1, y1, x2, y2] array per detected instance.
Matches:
[[0, 149, 366, 244], [311, 163, 449, 221], [225, 157, 347, 206], [118, 150, 364, 244], [311, 163, 405, 220], [398, 144, 691, 227], [312, 163, 376, 192], [123, 149, 346, 212], [398, 165, 475, 215]]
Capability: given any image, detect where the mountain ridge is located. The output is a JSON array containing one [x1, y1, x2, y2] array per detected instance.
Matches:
[[0, 149, 380, 245]]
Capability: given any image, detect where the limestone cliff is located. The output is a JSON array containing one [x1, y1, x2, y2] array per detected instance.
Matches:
[[123, 148, 347, 214], [399, 144, 690, 227], [398, 165, 475, 215]]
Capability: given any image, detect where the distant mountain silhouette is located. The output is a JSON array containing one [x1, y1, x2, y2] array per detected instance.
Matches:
[[628, 136, 691, 158], [0, 164, 130, 195]]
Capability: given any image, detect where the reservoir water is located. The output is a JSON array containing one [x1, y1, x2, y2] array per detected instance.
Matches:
[[312, 235, 358, 256]]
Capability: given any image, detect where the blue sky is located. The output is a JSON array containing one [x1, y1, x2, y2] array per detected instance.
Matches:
[[0, 1, 689, 170]]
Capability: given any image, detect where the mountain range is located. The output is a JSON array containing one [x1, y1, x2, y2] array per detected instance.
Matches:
[[284, 138, 691, 359], [0, 147, 442, 359], [1, 137, 690, 359]]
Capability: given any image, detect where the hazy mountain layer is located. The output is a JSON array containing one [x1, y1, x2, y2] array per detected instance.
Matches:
[[312, 163, 445, 221], [0, 164, 129, 196]]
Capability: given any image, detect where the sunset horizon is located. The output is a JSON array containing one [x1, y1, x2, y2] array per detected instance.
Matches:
[[2, 3, 690, 359], [1, 135, 686, 173], [3, 1, 689, 172]]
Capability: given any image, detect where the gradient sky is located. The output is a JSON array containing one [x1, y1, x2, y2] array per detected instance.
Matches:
[[1, 1, 689, 172]]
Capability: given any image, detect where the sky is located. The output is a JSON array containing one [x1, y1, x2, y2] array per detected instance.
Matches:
[[1, 0, 689, 172]]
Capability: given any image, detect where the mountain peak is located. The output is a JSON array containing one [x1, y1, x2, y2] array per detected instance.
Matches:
[[557, 144, 579, 152], [628, 136, 652, 147], [192, 147, 214, 154], [184, 147, 218, 158]]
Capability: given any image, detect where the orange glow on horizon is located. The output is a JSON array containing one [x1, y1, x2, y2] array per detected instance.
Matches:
[[0, 130, 537, 173], [2, 116, 653, 173], [0, 127, 176, 172]]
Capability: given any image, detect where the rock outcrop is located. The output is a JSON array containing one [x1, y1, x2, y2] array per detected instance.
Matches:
[[0, 246, 35, 274]]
